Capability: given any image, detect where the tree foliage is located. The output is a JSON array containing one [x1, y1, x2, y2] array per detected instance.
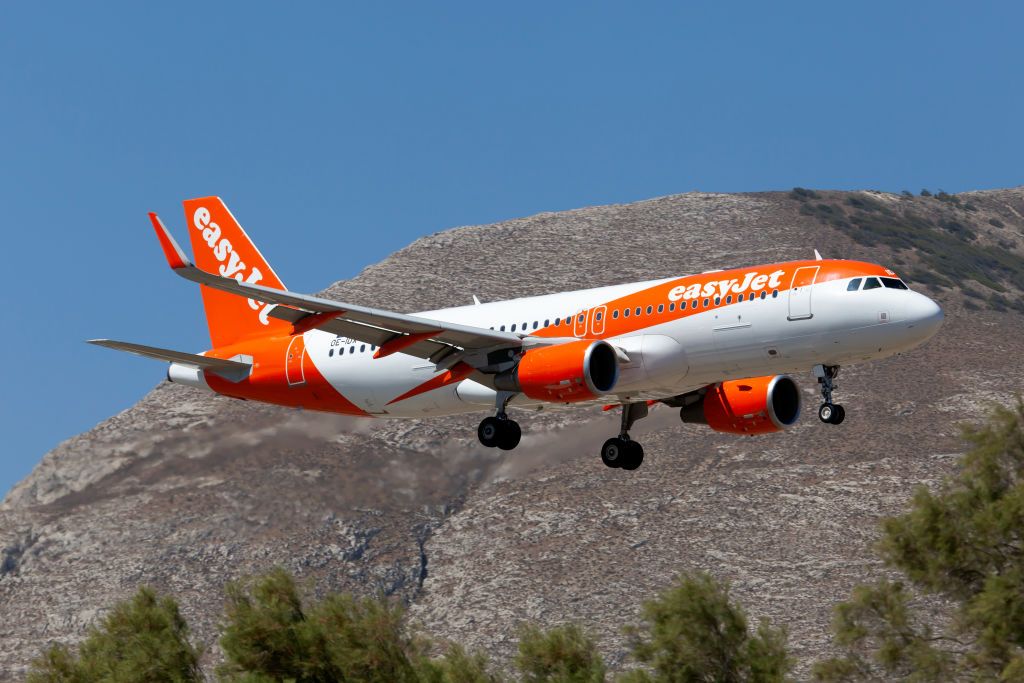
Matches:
[[218, 567, 426, 682], [417, 643, 502, 683], [621, 571, 791, 682], [27, 586, 202, 683], [515, 623, 605, 683], [815, 400, 1024, 681]]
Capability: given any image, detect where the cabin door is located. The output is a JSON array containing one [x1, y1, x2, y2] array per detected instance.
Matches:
[[285, 335, 306, 386], [787, 266, 820, 321]]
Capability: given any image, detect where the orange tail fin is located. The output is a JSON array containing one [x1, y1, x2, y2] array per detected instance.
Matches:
[[182, 196, 292, 347]]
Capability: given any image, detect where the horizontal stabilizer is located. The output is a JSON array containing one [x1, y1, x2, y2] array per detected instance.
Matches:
[[87, 339, 251, 381]]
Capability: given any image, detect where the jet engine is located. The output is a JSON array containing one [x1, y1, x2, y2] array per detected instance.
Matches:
[[679, 375, 801, 434], [494, 339, 619, 402]]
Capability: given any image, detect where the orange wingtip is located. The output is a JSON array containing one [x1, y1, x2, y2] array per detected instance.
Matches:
[[149, 212, 189, 270]]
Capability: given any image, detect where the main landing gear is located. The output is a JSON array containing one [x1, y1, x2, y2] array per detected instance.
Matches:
[[477, 391, 522, 451], [814, 364, 846, 425], [602, 402, 647, 470]]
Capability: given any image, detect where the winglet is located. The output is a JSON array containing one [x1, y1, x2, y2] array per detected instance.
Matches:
[[149, 212, 192, 270]]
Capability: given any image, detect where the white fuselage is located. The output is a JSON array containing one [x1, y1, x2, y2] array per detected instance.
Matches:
[[298, 271, 942, 417]]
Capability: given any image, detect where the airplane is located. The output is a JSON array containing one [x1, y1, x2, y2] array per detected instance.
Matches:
[[90, 197, 944, 471]]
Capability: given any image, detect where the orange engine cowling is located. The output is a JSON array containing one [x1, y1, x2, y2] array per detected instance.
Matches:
[[495, 339, 619, 403], [680, 375, 801, 434]]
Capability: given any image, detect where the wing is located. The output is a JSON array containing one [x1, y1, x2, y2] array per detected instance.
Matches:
[[150, 212, 523, 367]]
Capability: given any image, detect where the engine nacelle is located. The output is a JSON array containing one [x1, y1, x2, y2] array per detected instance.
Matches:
[[680, 375, 801, 434], [494, 340, 619, 403]]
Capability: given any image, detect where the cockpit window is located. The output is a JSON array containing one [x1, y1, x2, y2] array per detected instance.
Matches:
[[863, 277, 882, 290], [847, 278, 862, 291], [881, 277, 909, 290]]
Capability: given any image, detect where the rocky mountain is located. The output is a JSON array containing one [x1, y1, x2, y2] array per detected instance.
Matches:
[[3, 188, 1023, 680]]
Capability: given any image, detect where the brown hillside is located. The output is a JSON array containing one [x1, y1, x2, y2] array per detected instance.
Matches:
[[2, 188, 1023, 679]]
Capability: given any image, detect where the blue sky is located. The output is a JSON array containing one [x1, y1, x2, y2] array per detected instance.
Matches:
[[1, 2, 1021, 497]]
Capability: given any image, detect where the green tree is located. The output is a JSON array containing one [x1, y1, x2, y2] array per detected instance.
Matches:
[[28, 586, 202, 683], [218, 567, 426, 682], [621, 571, 791, 682], [815, 400, 1024, 681], [417, 643, 502, 683], [514, 623, 605, 683]]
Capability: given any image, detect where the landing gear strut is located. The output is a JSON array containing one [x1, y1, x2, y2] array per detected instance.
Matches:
[[602, 402, 647, 470], [477, 390, 521, 450], [814, 364, 846, 425]]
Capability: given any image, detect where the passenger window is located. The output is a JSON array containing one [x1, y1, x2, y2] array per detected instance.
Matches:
[[703, 298, 710, 307], [847, 278, 862, 291], [772, 290, 779, 298], [544, 319, 549, 327], [624, 308, 630, 318], [612, 310, 619, 319], [881, 277, 909, 290], [726, 295, 732, 304], [760, 291, 766, 300], [714, 297, 721, 305], [500, 325, 506, 331], [511, 324, 517, 332], [863, 278, 882, 290], [690, 300, 697, 309], [635, 307, 641, 316], [669, 303, 676, 311], [658, 304, 664, 313], [532, 321, 538, 329], [329, 348, 334, 357], [646, 305, 653, 314], [553, 319, 559, 327], [349, 346, 355, 354], [360, 344, 365, 352], [370, 345, 376, 350]]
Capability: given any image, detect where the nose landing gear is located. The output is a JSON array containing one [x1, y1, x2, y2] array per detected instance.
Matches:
[[477, 390, 522, 450], [814, 364, 845, 425], [602, 402, 648, 470]]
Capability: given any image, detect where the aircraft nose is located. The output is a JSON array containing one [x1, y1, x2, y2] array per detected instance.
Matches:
[[906, 292, 944, 342]]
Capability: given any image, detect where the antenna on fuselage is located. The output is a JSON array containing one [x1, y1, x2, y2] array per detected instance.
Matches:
[[814, 249, 823, 260], [472, 295, 482, 305]]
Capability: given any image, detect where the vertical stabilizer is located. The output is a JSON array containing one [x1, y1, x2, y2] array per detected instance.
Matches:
[[182, 196, 292, 347]]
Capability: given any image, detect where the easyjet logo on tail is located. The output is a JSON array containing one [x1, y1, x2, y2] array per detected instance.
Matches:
[[668, 269, 786, 302], [193, 207, 273, 325]]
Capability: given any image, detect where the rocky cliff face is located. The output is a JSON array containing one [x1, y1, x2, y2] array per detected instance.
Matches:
[[3, 189, 1023, 679]]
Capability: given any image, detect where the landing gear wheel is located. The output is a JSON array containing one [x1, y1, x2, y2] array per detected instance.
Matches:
[[601, 438, 626, 468], [818, 403, 845, 425], [497, 420, 521, 450], [601, 438, 644, 470], [478, 417, 502, 448], [478, 416, 522, 449], [621, 441, 645, 471]]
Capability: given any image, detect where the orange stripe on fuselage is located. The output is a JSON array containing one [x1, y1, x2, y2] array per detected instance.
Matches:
[[386, 361, 475, 405], [203, 335, 370, 416], [531, 259, 897, 341]]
